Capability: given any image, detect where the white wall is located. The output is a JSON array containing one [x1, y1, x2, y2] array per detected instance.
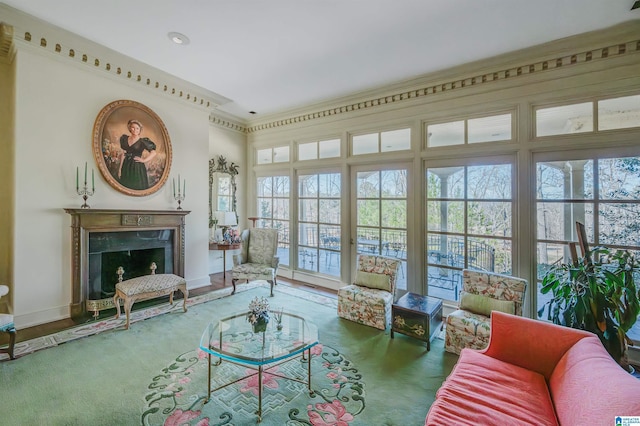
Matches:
[[13, 48, 212, 327]]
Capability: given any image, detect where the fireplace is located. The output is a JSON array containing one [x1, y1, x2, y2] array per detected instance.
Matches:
[[64, 209, 189, 319]]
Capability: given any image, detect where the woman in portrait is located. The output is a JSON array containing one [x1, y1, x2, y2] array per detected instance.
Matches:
[[118, 119, 157, 190]]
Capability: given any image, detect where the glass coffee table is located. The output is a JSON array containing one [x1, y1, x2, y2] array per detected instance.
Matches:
[[199, 311, 319, 423]]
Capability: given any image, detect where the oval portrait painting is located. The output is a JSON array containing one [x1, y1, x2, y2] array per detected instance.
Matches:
[[92, 100, 172, 196]]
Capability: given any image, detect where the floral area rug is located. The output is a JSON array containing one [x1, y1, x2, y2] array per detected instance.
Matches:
[[142, 343, 365, 426]]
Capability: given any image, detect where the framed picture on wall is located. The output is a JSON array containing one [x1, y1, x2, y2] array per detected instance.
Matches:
[[92, 99, 172, 197]]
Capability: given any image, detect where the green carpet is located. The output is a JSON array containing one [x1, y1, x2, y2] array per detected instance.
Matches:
[[0, 283, 457, 425]]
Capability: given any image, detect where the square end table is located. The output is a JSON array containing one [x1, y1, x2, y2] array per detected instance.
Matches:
[[390, 292, 443, 350]]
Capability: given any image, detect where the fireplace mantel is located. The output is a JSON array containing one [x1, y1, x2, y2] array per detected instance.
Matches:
[[64, 208, 190, 319]]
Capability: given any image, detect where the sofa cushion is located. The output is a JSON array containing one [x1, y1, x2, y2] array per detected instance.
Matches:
[[426, 349, 558, 426], [354, 270, 392, 292], [459, 292, 515, 316], [549, 336, 640, 426]]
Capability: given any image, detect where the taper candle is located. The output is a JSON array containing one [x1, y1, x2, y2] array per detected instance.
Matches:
[[76, 166, 79, 191], [183, 179, 186, 198], [92, 169, 95, 192], [84, 162, 87, 185], [173, 178, 176, 197], [178, 174, 181, 196]]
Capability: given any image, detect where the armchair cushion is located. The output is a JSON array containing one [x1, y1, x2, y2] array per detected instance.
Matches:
[[354, 270, 392, 292], [459, 291, 515, 316]]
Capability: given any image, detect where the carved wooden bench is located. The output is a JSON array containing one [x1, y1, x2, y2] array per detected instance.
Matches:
[[113, 263, 188, 330]]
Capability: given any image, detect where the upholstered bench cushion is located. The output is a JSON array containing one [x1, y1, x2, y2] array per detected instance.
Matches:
[[337, 284, 393, 330], [115, 274, 186, 295], [427, 349, 557, 426], [232, 263, 275, 277], [0, 313, 14, 331]]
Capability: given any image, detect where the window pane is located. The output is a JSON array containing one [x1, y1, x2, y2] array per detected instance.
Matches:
[[381, 170, 407, 198], [536, 160, 594, 200], [468, 114, 511, 143], [273, 176, 290, 196], [319, 200, 340, 224], [381, 200, 406, 228], [320, 226, 340, 249], [319, 173, 341, 197], [298, 142, 317, 161], [381, 128, 411, 152], [257, 148, 272, 164], [273, 146, 290, 163], [319, 139, 340, 158], [258, 198, 272, 218], [299, 199, 317, 222], [273, 198, 289, 220], [427, 167, 465, 199], [536, 102, 593, 137], [353, 133, 378, 155], [468, 165, 511, 199], [357, 200, 379, 226], [427, 121, 464, 147], [357, 171, 379, 198], [298, 223, 318, 247], [257, 177, 272, 196], [599, 203, 640, 246], [427, 201, 464, 233], [299, 175, 317, 197], [471, 238, 511, 275], [537, 202, 594, 241], [468, 201, 512, 237], [537, 242, 570, 280], [598, 94, 640, 131], [599, 157, 640, 200]]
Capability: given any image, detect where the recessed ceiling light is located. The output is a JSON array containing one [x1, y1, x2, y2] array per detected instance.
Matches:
[[249, 111, 257, 115], [168, 32, 190, 45]]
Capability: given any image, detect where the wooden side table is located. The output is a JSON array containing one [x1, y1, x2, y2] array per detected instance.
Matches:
[[390, 292, 443, 350], [209, 242, 241, 278]]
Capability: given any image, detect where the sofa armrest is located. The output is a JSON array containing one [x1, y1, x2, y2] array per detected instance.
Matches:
[[478, 311, 593, 380]]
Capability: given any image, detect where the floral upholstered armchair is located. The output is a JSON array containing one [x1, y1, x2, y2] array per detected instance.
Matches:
[[444, 269, 527, 355], [0, 285, 16, 360], [231, 228, 279, 297], [337, 254, 401, 330]]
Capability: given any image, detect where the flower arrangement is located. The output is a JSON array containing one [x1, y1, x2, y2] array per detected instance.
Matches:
[[247, 296, 270, 327]]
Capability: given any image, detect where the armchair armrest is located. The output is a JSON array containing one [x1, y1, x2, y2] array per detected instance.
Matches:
[[479, 311, 593, 380], [271, 256, 280, 269], [232, 253, 246, 266]]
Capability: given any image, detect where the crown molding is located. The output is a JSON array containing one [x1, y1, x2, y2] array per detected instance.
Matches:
[[0, 4, 232, 111], [246, 20, 640, 135], [0, 22, 15, 64], [209, 111, 248, 134]]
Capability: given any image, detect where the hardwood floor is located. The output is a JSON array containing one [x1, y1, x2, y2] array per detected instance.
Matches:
[[1, 273, 336, 346]]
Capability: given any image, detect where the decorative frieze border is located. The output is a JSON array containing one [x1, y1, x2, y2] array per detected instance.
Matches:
[[3, 22, 227, 111], [246, 38, 640, 134]]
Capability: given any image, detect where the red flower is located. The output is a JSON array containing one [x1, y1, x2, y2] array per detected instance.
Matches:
[[240, 367, 280, 396], [164, 409, 209, 426], [307, 400, 354, 426]]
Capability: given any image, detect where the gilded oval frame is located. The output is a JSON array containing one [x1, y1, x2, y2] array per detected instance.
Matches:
[[92, 99, 172, 197]]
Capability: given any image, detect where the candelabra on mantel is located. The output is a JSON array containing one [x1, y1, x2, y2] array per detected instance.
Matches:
[[173, 174, 186, 210], [76, 162, 95, 209]]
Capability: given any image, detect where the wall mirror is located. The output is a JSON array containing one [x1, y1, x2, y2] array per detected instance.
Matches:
[[209, 155, 239, 232]]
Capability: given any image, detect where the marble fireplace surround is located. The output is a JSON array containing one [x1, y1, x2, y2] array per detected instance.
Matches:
[[64, 209, 189, 319]]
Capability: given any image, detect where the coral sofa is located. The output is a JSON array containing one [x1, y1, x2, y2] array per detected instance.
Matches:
[[427, 311, 640, 425]]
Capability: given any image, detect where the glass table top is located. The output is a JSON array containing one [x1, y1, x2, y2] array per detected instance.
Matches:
[[199, 311, 319, 366]]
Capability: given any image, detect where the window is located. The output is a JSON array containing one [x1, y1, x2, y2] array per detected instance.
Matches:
[[427, 113, 512, 147], [298, 173, 341, 276], [256, 175, 291, 265], [256, 146, 290, 164], [298, 139, 341, 161], [535, 154, 640, 319], [352, 128, 410, 155], [535, 93, 640, 137], [426, 163, 514, 301]]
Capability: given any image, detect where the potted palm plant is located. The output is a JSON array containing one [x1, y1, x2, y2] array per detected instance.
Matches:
[[538, 246, 640, 370]]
